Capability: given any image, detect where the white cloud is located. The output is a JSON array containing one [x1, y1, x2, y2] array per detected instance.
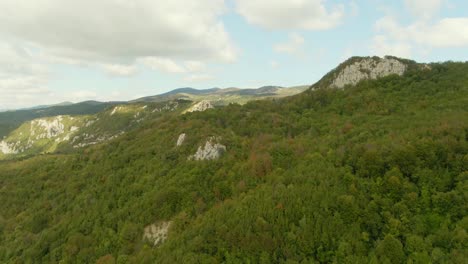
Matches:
[[100, 63, 138, 77], [371, 1, 468, 58], [235, 0, 344, 30], [274, 33, 305, 56], [0, 0, 238, 109], [270, 60, 279, 69], [184, 61, 207, 73], [0, 0, 237, 64], [404, 0, 443, 20], [139, 58, 208, 74], [0, 41, 52, 109], [414, 18, 468, 47], [375, 16, 468, 48], [184, 74, 214, 83], [139, 57, 186, 73]]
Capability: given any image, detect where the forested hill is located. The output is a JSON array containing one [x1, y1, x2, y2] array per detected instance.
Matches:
[[0, 57, 467, 263], [0, 101, 119, 138]]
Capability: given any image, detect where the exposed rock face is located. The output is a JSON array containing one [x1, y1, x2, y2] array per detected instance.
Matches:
[[0, 116, 80, 155], [143, 221, 171, 246], [189, 137, 226, 161], [0, 141, 17, 154], [72, 131, 125, 148], [110, 107, 121, 116], [152, 101, 179, 113], [176, 133, 186, 146], [31, 116, 66, 139], [332, 57, 407, 89], [85, 119, 97, 127], [186, 100, 213, 113]]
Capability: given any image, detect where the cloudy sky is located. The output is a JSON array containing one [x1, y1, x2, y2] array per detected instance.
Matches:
[[1, 0, 467, 109]]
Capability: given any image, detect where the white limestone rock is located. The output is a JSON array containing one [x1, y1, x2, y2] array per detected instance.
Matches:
[[189, 137, 226, 161], [72, 131, 125, 148], [110, 106, 120, 116], [176, 133, 186, 147], [0, 141, 18, 154], [152, 101, 179, 113], [143, 221, 171, 246], [186, 100, 214, 113], [31, 116, 65, 139], [85, 120, 96, 127], [332, 57, 407, 89]]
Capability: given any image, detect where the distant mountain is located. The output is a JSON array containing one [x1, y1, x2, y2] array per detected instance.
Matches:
[[0, 86, 308, 138], [0, 101, 118, 138], [132, 87, 221, 103], [159, 87, 221, 96], [132, 85, 308, 104], [19, 101, 74, 111]]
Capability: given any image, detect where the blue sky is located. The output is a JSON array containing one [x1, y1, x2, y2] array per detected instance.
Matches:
[[0, 0, 467, 109]]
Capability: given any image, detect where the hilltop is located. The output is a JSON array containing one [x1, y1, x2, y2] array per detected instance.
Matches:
[[311, 56, 421, 89], [0, 56, 466, 263]]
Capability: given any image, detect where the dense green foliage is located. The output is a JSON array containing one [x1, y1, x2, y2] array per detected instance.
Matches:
[[0, 61, 467, 263]]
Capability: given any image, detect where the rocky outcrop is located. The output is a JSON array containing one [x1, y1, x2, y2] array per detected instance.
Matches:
[[0, 141, 18, 154], [143, 221, 171, 246], [186, 100, 213, 113], [176, 133, 186, 146], [110, 106, 121, 116], [0, 116, 79, 155], [72, 131, 125, 148], [152, 101, 179, 113], [332, 57, 407, 89], [31, 116, 66, 139], [189, 137, 226, 161]]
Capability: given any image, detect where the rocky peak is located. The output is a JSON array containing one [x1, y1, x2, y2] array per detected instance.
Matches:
[[312, 56, 412, 90], [331, 56, 407, 88], [189, 137, 226, 161]]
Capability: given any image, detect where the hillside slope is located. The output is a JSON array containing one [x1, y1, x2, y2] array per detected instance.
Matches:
[[0, 100, 189, 160], [0, 58, 467, 263], [0, 101, 118, 138], [0, 86, 307, 140]]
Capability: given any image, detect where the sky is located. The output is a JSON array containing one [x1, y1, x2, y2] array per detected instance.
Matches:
[[1, 0, 467, 109]]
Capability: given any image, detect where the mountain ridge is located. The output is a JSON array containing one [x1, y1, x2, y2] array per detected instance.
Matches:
[[0, 85, 308, 138]]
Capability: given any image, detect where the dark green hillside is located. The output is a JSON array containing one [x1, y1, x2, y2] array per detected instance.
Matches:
[[0, 61, 467, 263]]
